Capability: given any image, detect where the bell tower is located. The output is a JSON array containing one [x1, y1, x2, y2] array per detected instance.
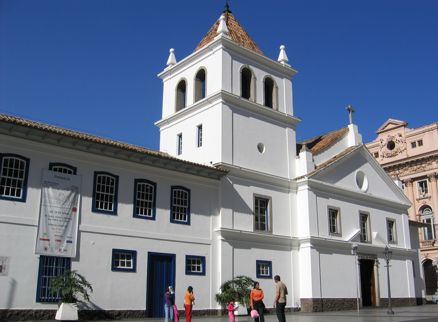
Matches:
[[155, 5, 300, 179]]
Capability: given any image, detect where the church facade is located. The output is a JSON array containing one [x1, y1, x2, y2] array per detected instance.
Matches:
[[0, 7, 424, 320]]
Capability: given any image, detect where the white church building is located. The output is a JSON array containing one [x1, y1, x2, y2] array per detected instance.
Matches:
[[0, 6, 424, 320]]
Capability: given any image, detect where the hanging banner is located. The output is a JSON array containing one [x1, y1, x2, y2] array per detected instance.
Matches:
[[35, 170, 81, 258]]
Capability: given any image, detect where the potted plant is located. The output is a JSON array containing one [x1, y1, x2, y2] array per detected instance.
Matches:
[[49, 270, 93, 321], [215, 275, 254, 316]]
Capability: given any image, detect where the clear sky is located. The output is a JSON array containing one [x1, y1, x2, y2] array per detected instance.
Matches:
[[1, 0, 437, 150]]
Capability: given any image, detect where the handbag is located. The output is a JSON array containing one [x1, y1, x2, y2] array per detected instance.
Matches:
[[250, 309, 259, 318]]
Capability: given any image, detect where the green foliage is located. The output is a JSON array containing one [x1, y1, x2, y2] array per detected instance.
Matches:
[[215, 275, 255, 307], [49, 270, 93, 303]]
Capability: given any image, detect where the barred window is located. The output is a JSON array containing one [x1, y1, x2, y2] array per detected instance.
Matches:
[[177, 133, 183, 155], [92, 172, 118, 214], [197, 125, 203, 148], [185, 255, 205, 275], [49, 163, 76, 175], [387, 219, 397, 244], [328, 208, 341, 235], [112, 249, 136, 272], [256, 260, 272, 278], [254, 197, 270, 232], [134, 179, 156, 220], [359, 212, 371, 243], [36, 256, 71, 302], [0, 154, 29, 202], [170, 186, 190, 225]]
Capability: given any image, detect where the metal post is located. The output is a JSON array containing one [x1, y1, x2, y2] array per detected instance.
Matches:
[[384, 246, 394, 315], [351, 244, 360, 313]]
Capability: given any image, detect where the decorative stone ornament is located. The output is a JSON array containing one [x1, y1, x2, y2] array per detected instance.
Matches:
[[278, 45, 289, 65], [166, 48, 176, 67], [217, 14, 229, 35]]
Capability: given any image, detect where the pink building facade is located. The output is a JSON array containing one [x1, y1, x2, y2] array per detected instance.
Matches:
[[367, 119, 438, 295]]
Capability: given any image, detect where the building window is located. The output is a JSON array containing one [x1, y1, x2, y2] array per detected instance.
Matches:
[[418, 139, 423, 147], [170, 186, 190, 225], [133, 179, 156, 220], [411, 141, 417, 148], [0, 154, 29, 202], [264, 77, 277, 109], [412, 139, 424, 148], [194, 69, 206, 102], [328, 207, 341, 235], [36, 256, 71, 302], [49, 162, 77, 175], [241, 67, 255, 101], [185, 255, 206, 275], [112, 249, 137, 272], [197, 125, 203, 148], [256, 260, 272, 278], [386, 219, 397, 244], [421, 206, 435, 241], [92, 172, 118, 215], [373, 152, 379, 158], [359, 212, 371, 243], [177, 133, 183, 155], [418, 180, 429, 197], [176, 79, 187, 111], [254, 196, 271, 232]]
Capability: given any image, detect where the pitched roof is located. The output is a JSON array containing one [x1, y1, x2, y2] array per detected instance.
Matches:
[[297, 127, 349, 155], [0, 113, 227, 179], [195, 11, 263, 55]]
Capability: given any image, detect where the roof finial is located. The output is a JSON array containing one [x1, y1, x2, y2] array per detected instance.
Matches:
[[346, 104, 355, 124], [166, 48, 176, 67], [223, 0, 232, 13], [277, 45, 289, 66], [217, 14, 229, 35]]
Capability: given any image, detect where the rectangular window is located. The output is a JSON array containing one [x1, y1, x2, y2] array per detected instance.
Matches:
[[133, 179, 156, 220], [328, 207, 341, 235], [177, 133, 182, 155], [49, 162, 77, 175], [185, 255, 206, 275], [373, 152, 379, 158], [418, 180, 428, 196], [36, 256, 71, 302], [170, 186, 190, 225], [386, 219, 397, 244], [423, 217, 435, 241], [197, 125, 203, 148], [418, 139, 423, 147], [92, 172, 118, 214], [254, 196, 270, 232], [112, 249, 137, 272], [411, 141, 417, 148], [359, 212, 371, 243], [256, 260, 272, 278], [0, 154, 29, 202]]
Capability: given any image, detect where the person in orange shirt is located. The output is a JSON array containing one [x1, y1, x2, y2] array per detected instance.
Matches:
[[184, 286, 195, 322], [250, 281, 265, 322]]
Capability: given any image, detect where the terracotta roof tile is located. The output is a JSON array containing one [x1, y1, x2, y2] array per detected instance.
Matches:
[[195, 11, 263, 55], [297, 127, 349, 155]]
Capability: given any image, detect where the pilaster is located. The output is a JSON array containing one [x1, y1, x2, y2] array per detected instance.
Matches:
[[405, 179, 415, 220]]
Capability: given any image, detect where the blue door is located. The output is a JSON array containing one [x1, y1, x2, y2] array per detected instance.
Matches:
[[147, 252, 176, 317]]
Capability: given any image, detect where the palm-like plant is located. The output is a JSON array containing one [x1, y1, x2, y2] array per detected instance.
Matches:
[[215, 275, 255, 308], [49, 270, 93, 303]]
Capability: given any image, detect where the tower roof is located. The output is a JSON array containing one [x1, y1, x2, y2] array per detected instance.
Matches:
[[194, 10, 263, 55]]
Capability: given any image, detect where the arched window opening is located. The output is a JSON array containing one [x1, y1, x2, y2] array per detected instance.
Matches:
[[264, 77, 278, 109], [241, 67, 255, 101], [176, 80, 187, 112], [194, 69, 206, 102]]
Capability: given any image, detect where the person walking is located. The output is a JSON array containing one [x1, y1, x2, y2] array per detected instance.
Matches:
[[164, 286, 174, 322], [273, 275, 287, 322], [184, 286, 195, 322], [250, 281, 265, 322]]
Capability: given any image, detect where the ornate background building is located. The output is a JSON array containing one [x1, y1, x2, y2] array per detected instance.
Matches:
[[367, 119, 438, 295]]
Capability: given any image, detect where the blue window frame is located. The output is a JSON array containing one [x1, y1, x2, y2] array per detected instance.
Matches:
[[256, 260, 272, 279], [92, 171, 118, 215], [49, 162, 77, 175], [133, 179, 156, 220], [170, 186, 190, 225], [112, 249, 137, 272], [185, 255, 206, 276], [0, 153, 30, 202], [36, 256, 71, 302]]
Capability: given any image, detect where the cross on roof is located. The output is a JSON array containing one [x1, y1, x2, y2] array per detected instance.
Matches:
[[346, 104, 355, 124]]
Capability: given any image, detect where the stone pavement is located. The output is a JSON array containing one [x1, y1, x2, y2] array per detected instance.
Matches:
[[23, 305, 438, 322]]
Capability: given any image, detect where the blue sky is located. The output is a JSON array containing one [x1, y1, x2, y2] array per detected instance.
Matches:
[[1, 0, 437, 150]]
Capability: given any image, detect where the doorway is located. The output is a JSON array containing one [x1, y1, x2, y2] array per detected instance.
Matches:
[[359, 259, 376, 307], [146, 252, 176, 318]]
